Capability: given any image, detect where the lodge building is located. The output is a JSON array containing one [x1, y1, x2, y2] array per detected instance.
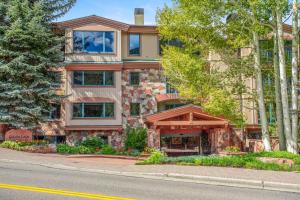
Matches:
[[1, 8, 294, 154]]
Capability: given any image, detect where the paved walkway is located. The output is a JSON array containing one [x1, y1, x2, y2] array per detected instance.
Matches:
[[1, 148, 300, 185]]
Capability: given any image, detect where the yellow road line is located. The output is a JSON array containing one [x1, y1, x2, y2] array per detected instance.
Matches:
[[0, 183, 136, 200]]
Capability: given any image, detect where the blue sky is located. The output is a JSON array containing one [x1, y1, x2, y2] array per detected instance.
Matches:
[[57, 0, 173, 25]]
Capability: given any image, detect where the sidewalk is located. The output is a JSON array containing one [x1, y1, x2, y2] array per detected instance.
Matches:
[[1, 148, 300, 193]]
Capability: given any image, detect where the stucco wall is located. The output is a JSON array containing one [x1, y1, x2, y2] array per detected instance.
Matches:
[[65, 71, 122, 126], [64, 25, 122, 63], [121, 33, 160, 60]]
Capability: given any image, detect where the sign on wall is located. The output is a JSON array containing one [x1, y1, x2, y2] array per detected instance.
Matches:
[[5, 129, 33, 142]]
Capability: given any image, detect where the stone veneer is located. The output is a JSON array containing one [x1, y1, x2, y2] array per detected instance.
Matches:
[[122, 68, 166, 127], [66, 130, 123, 148]]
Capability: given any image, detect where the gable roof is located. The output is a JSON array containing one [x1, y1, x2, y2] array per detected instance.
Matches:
[[55, 15, 158, 33], [145, 104, 229, 124], [55, 15, 130, 30]]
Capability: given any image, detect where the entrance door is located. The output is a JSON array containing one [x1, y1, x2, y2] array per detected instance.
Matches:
[[200, 131, 211, 154]]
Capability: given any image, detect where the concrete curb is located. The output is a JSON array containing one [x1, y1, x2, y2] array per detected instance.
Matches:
[[1, 158, 300, 194], [66, 154, 145, 161]]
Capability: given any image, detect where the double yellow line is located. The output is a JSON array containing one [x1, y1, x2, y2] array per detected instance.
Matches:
[[0, 183, 135, 200]]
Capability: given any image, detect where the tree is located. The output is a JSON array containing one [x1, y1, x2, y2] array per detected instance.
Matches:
[[158, 0, 274, 150], [275, 2, 294, 153], [290, 0, 299, 154], [0, 0, 66, 129]]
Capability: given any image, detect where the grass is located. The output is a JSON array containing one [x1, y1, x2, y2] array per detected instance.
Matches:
[[139, 150, 300, 172]]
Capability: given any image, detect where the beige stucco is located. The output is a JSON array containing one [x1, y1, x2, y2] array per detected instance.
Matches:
[[121, 33, 160, 60], [64, 24, 122, 63], [64, 71, 122, 126]]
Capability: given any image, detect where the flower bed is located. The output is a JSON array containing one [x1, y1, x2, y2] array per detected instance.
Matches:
[[138, 150, 300, 172]]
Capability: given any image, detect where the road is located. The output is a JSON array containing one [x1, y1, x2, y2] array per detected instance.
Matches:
[[0, 159, 299, 200]]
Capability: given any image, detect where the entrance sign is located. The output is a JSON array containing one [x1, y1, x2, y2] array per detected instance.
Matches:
[[5, 129, 33, 142]]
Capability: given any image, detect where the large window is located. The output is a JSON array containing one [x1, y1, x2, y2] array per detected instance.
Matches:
[[130, 103, 140, 116], [130, 72, 140, 85], [73, 103, 114, 118], [73, 31, 114, 53], [129, 34, 140, 55], [73, 71, 114, 86]]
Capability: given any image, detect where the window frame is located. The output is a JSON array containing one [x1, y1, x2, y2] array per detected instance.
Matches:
[[72, 102, 115, 119], [128, 33, 141, 56], [49, 104, 61, 120], [73, 30, 115, 54], [129, 72, 140, 86], [72, 71, 115, 87], [130, 103, 141, 116]]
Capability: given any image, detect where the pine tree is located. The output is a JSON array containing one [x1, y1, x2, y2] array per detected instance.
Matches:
[[0, 0, 64, 129]]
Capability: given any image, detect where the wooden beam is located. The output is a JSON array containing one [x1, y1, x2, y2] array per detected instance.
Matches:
[[156, 120, 228, 126]]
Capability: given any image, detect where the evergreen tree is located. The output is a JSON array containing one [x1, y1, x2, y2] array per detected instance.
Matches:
[[0, 0, 64, 129]]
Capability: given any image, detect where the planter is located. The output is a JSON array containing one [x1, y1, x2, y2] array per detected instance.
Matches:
[[219, 151, 247, 156]]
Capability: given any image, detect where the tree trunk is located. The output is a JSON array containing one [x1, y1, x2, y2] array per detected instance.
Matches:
[[291, 0, 299, 154], [276, 8, 293, 152], [253, 31, 272, 151], [273, 13, 286, 150]]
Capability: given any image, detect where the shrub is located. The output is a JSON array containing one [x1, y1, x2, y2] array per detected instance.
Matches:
[[56, 144, 95, 154], [224, 146, 240, 153], [125, 127, 147, 152], [100, 145, 116, 155], [80, 137, 104, 150], [0, 141, 21, 150], [140, 149, 165, 164], [17, 140, 48, 147]]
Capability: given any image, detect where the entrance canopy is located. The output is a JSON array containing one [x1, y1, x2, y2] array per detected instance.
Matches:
[[145, 105, 230, 133]]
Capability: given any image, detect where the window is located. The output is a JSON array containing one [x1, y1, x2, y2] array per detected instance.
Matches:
[[130, 103, 140, 116], [159, 39, 183, 55], [130, 72, 140, 85], [166, 82, 178, 94], [165, 103, 184, 110], [73, 71, 114, 86], [72, 103, 114, 118], [73, 31, 114, 53], [49, 104, 61, 119], [129, 34, 140, 55]]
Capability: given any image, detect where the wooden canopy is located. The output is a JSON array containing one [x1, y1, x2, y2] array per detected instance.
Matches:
[[145, 105, 229, 130]]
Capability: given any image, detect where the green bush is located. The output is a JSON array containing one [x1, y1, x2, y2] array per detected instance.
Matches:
[[140, 149, 165, 165], [0, 141, 21, 150], [224, 146, 240, 153], [80, 137, 104, 150], [125, 127, 147, 152], [17, 140, 48, 147], [56, 144, 95, 154], [100, 145, 116, 155]]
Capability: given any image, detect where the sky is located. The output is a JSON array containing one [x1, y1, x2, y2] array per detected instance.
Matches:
[[57, 0, 173, 25]]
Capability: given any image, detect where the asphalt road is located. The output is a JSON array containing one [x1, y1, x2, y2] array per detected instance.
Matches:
[[0, 161, 299, 200]]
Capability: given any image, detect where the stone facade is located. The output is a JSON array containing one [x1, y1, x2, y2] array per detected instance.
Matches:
[[122, 68, 166, 127], [66, 130, 123, 149]]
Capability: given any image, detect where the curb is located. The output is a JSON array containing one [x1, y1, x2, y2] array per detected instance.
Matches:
[[1, 158, 300, 194], [66, 154, 145, 161]]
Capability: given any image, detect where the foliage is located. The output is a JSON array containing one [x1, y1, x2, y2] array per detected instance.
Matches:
[[17, 140, 48, 147], [224, 146, 241, 153], [79, 137, 104, 150], [139, 149, 166, 165], [56, 144, 95, 154], [141, 151, 300, 171], [0, 0, 67, 129], [0, 141, 21, 150], [125, 127, 147, 152], [100, 145, 116, 155]]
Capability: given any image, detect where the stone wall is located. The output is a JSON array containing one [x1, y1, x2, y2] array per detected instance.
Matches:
[[147, 128, 160, 149], [66, 130, 123, 149], [122, 68, 166, 127]]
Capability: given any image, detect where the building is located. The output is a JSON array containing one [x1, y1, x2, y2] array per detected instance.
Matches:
[[1, 9, 295, 154]]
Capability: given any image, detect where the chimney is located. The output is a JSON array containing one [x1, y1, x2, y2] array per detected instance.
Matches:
[[134, 8, 144, 25]]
